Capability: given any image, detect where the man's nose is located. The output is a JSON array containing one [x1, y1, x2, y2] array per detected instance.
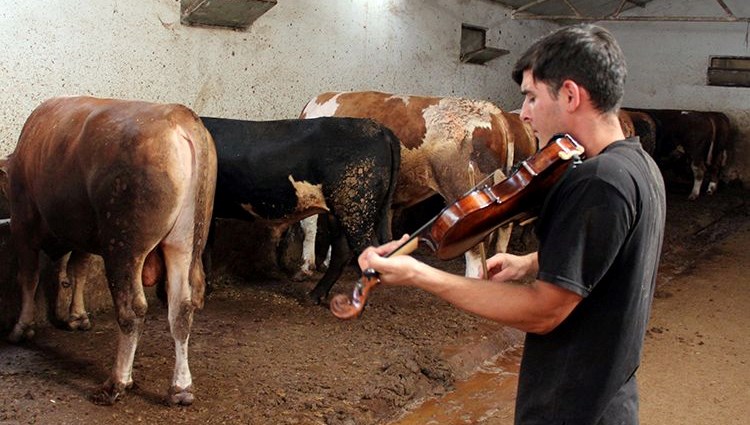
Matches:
[[519, 102, 531, 122]]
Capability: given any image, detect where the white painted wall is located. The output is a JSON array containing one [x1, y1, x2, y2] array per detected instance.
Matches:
[[2, 0, 747, 180], [0, 0, 553, 155], [604, 0, 750, 110]]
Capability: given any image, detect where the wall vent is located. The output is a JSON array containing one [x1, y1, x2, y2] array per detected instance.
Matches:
[[460, 24, 509, 65], [181, 0, 277, 29], [707, 56, 750, 87]]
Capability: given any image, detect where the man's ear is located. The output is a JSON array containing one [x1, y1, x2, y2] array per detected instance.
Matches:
[[559, 80, 586, 112]]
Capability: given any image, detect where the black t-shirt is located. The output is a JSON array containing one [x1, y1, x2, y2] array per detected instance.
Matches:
[[514, 138, 666, 425]]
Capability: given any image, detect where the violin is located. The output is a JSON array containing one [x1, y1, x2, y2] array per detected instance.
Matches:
[[330, 133, 585, 320]]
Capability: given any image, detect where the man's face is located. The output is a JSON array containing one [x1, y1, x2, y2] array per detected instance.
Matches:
[[519, 69, 565, 148]]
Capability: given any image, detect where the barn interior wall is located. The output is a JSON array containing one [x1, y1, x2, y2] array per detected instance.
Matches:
[[1, 0, 748, 178], [0, 0, 554, 157], [608, 0, 750, 111]]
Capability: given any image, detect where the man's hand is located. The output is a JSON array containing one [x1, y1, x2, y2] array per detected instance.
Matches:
[[357, 234, 422, 286], [485, 252, 538, 282]]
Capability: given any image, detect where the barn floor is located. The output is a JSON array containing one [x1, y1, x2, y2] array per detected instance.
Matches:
[[0, 181, 748, 425]]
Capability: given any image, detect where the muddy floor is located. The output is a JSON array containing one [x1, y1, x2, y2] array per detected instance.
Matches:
[[0, 178, 747, 425]]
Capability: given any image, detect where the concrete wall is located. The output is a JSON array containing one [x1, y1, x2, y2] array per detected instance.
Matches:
[[2, 0, 747, 159], [0, 0, 553, 155], [608, 0, 750, 111]]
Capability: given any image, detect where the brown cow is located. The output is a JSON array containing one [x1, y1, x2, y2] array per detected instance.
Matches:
[[300, 90, 537, 278], [636, 108, 730, 200], [0, 96, 217, 405], [619, 109, 656, 156]]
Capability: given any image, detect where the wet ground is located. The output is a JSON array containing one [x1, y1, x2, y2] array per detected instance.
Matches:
[[0, 180, 747, 425]]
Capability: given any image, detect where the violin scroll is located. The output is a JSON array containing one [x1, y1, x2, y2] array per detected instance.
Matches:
[[330, 235, 420, 319], [330, 268, 380, 320]]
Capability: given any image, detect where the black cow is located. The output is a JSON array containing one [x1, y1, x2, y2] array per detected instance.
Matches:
[[201, 116, 400, 303]]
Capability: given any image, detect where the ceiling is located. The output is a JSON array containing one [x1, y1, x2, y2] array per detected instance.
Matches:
[[488, 0, 750, 24]]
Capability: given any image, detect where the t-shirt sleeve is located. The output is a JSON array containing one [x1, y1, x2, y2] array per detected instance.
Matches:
[[537, 176, 634, 297]]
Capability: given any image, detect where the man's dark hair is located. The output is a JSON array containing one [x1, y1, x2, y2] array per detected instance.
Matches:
[[512, 24, 627, 113]]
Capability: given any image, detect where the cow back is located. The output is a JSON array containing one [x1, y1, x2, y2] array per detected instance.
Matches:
[[7, 96, 216, 285], [301, 90, 536, 207], [203, 115, 400, 226]]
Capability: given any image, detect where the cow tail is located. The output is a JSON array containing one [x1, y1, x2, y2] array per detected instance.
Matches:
[[707, 114, 717, 166], [379, 126, 401, 243], [188, 114, 218, 309]]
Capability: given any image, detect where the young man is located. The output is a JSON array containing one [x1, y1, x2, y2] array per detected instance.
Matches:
[[358, 24, 666, 424]]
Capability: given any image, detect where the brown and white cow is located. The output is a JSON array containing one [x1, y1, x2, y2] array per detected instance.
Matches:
[[636, 108, 730, 200], [300, 90, 537, 278], [0, 96, 217, 405]]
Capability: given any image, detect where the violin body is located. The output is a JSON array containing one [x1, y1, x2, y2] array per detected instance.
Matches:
[[331, 134, 584, 319], [425, 134, 584, 260]]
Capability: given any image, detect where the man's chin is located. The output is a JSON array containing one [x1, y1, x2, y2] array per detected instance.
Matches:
[[536, 133, 551, 148]]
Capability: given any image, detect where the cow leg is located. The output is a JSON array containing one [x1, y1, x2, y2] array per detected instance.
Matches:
[[54, 251, 72, 289], [92, 255, 148, 405], [688, 160, 706, 201], [464, 230, 505, 279], [316, 214, 332, 271], [161, 244, 196, 406], [308, 220, 351, 304], [495, 223, 513, 254], [299, 215, 318, 277], [200, 217, 216, 298], [65, 252, 94, 331], [464, 246, 486, 279], [706, 178, 718, 196], [321, 247, 332, 270], [706, 149, 726, 196], [8, 245, 41, 342]]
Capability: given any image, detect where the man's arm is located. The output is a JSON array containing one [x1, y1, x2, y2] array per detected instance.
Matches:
[[359, 244, 582, 334]]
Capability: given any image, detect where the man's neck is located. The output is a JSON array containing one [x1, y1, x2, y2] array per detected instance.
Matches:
[[568, 111, 625, 157]]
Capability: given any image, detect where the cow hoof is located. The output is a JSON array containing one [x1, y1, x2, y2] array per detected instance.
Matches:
[[8, 323, 34, 343], [688, 194, 698, 201], [319, 261, 330, 273], [91, 380, 129, 405], [167, 385, 194, 406], [68, 313, 92, 331], [303, 291, 324, 306], [291, 269, 314, 282]]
